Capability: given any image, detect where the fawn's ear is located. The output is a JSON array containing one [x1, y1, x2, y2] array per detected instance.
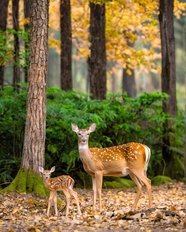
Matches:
[[71, 123, 79, 133], [50, 166, 55, 173], [39, 166, 44, 173], [89, 123, 96, 133]]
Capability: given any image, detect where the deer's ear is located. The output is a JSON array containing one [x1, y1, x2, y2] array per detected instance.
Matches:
[[50, 166, 55, 173], [71, 123, 79, 133], [89, 123, 96, 133], [39, 166, 44, 173]]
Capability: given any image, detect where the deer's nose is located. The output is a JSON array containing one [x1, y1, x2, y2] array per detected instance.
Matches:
[[82, 138, 86, 143]]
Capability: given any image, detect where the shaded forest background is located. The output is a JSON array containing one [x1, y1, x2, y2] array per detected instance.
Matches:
[[2, 0, 186, 108], [0, 0, 186, 190]]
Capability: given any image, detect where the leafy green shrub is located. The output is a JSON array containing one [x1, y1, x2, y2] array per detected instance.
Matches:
[[0, 86, 184, 186]]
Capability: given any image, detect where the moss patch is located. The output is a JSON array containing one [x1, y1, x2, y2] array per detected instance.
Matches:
[[103, 178, 136, 189], [1, 168, 48, 197], [152, 175, 172, 185]]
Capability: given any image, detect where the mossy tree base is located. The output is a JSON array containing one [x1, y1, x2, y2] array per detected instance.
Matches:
[[1, 168, 48, 196]]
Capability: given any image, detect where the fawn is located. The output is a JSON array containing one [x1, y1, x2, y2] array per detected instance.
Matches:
[[39, 166, 81, 217]]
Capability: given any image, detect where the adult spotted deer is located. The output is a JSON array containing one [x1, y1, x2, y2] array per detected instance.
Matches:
[[39, 166, 81, 217], [72, 123, 152, 212]]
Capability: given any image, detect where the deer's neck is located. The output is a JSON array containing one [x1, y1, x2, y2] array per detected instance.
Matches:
[[79, 144, 89, 150], [43, 179, 50, 189], [78, 143, 92, 160]]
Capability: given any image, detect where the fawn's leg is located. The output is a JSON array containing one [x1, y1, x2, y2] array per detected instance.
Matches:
[[69, 188, 82, 215], [47, 191, 55, 216], [53, 191, 58, 216], [63, 189, 71, 216]]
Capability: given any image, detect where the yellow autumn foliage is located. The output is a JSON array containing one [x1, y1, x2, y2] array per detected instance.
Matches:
[[7, 0, 186, 73]]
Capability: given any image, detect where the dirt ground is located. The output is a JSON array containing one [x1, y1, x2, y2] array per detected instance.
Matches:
[[0, 182, 185, 232]]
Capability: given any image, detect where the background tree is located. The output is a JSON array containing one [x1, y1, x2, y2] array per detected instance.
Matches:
[[122, 68, 136, 97], [60, 0, 72, 90], [88, 2, 106, 100], [0, 0, 9, 87], [122, 32, 136, 97], [159, 0, 178, 177], [24, 0, 30, 82], [3, 0, 49, 194], [12, 0, 20, 91]]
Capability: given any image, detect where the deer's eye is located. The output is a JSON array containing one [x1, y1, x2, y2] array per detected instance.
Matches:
[[78, 133, 81, 136]]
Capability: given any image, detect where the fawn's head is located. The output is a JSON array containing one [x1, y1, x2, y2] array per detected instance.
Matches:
[[71, 123, 96, 144], [39, 166, 55, 180]]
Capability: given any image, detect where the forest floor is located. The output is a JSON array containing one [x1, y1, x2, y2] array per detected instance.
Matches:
[[0, 182, 185, 232]]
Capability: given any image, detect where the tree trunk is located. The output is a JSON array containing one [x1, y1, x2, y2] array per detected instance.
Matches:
[[12, 0, 20, 91], [0, 0, 9, 88], [159, 0, 179, 178], [122, 68, 136, 97], [3, 0, 49, 195], [60, 0, 72, 90], [24, 0, 30, 82], [88, 2, 106, 100], [111, 72, 117, 93], [122, 40, 136, 97], [184, 104, 186, 184]]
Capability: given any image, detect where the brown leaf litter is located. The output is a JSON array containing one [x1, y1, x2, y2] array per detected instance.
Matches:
[[0, 182, 185, 232]]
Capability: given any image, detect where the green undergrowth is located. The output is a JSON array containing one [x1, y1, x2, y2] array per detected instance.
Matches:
[[0, 86, 185, 186], [151, 175, 172, 185], [103, 178, 136, 189]]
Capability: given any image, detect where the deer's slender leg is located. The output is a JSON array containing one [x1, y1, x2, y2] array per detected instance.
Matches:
[[47, 191, 55, 216], [63, 189, 71, 216], [130, 171, 152, 209], [129, 173, 143, 210], [92, 176, 97, 212], [95, 171, 103, 212], [53, 191, 58, 216], [69, 188, 82, 215]]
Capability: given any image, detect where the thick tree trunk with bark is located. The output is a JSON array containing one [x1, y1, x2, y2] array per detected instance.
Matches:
[[0, 0, 9, 87], [60, 0, 72, 90], [12, 0, 20, 91], [88, 2, 106, 100], [3, 0, 49, 195], [159, 0, 179, 178]]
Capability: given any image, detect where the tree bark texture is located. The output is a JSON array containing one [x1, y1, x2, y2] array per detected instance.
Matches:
[[0, 0, 9, 87], [159, 0, 178, 168], [12, 0, 20, 90], [88, 2, 106, 100], [60, 0, 72, 90], [21, 0, 49, 174], [159, 0, 177, 118]]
